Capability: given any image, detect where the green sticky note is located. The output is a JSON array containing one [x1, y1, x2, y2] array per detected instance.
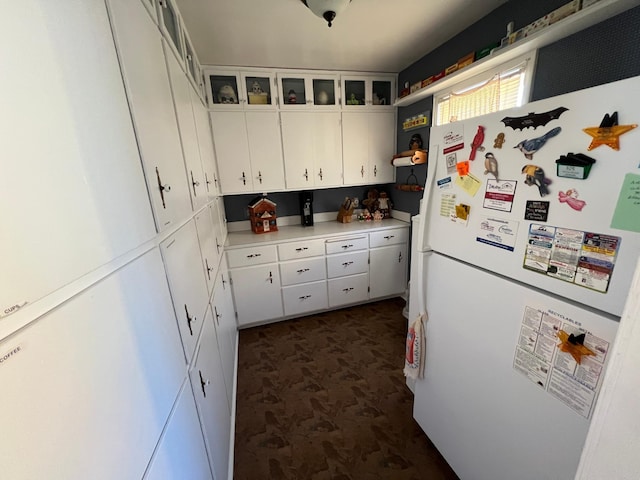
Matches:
[[611, 173, 640, 233]]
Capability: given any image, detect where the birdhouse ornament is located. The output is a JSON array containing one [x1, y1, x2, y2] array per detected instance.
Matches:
[[248, 195, 278, 234]]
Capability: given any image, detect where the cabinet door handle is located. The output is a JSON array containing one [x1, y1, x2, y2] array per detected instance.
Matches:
[[296, 268, 310, 273], [190, 171, 199, 196], [384, 235, 395, 240], [185, 304, 195, 336], [222, 274, 227, 288], [214, 173, 218, 186], [298, 295, 311, 300], [241, 171, 246, 185], [295, 247, 308, 252], [304, 168, 309, 181], [214, 306, 221, 325], [398, 252, 403, 262], [198, 370, 209, 397], [342, 287, 354, 292], [341, 244, 354, 249], [268, 271, 273, 284], [374, 165, 377, 177], [215, 237, 221, 254], [318, 168, 323, 180], [360, 165, 364, 177], [205, 258, 212, 280], [246, 253, 262, 258], [342, 261, 354, 267], [257, 171, 263, 184], [205, 173, 211, 188], [156, 167, 170, 209]]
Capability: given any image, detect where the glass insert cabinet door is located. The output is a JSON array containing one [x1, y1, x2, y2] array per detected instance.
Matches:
[[158, 0, 183, 57], [209, 74, 240, 105], [207, 71, 276, 108], [342, 76, 394, 108], [242, 74, 273, 106], [279, 74, 338, 107]]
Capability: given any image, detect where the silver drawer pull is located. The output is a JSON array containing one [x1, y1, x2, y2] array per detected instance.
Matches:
[[296, 268, 310, 273], [295, 247, 309, 252], [342, 287, 354, 292], [341, 244, 354, 249], [298, 295, 311, 300], [246, 253, 262, 258], [383, 235, 395, 240], [342, 261, 354, 267]]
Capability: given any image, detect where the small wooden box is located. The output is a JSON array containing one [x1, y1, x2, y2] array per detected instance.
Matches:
[[248, 196, 278, 234]]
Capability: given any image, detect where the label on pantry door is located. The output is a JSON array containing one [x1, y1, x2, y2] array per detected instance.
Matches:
[[513, 305, 610, 418]]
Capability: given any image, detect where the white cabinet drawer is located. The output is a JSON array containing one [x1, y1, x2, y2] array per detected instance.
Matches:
[[282, 281, 328, 317], [226, 245, 277, 268], [278, 238, 325, 261], [369, 227, 409, 247], [328, 273, 369, 307], [325, 235, 368, 254], [280, 257, 326, 286], [326, 250, 369, 278]]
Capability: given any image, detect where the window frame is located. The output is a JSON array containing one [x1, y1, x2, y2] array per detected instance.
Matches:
[[432, 50, 538, 126]]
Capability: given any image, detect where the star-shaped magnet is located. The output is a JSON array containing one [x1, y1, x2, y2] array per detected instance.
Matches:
[[557, 330, 595, 365], [583, 112, 637, 151]]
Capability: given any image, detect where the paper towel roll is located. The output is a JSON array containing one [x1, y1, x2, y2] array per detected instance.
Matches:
[[392, 156, 415, 167]]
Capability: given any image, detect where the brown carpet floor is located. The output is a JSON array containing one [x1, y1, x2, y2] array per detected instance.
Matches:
[[233, 297, 459, 480]]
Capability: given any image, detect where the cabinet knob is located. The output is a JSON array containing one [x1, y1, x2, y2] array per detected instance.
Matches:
[[295, 247, 308, 252], [360, 165, 364, 177], [342, 261, 354, 267], [268, 271, 273, 284], [241, 172, 246, 185], [383, 235, 395, 240], [374, 165, 377, 176], [247, 253, 262, 258], [341, 244, 354, 249], [318, 168, 323, 180], [298, 295, 311, 300], [257, 171, 263, 184], [342, 287, 354, 292], [398, 252, 403, 262], [296, 268, 310, 273], [304, 168, 309, 181]]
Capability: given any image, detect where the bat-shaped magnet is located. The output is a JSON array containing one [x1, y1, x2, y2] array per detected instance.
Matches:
[[501, 107, 568, 130]]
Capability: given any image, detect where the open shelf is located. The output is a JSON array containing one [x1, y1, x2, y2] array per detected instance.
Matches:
[[394, 0, 639, 107]]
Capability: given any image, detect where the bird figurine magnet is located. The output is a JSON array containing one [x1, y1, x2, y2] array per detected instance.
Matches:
[[522, 164, 551, 197], [469, 125, 485, 160], [483, 152, 499, 180], [514, 127, 562, 160]]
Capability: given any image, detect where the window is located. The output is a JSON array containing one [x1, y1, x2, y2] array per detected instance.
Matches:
[[434, 52, 537, 126]]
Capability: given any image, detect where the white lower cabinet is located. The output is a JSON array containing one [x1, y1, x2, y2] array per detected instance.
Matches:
[[229, 263, 283, 325], [190, 306, 232, 480], [0, 250, 186, 480], [226, 223, 409, 326], [144, 381, 213, 480], [328, 273, 370, 307], [282, 280, 328, 316]]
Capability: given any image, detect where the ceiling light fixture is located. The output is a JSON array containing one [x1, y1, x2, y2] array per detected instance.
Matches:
[[301, 0, 352, 27]]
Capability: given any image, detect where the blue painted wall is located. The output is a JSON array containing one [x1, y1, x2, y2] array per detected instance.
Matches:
[[393, 2, 640, 216]]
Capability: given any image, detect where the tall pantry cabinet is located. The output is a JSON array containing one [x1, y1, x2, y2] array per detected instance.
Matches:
[[0, 1, 236, 479]]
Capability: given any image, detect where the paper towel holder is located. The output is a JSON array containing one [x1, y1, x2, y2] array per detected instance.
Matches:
[[391, 149, 427, 166]]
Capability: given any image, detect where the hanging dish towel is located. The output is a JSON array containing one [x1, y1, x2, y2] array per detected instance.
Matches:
[[404, 312, 427, 380]]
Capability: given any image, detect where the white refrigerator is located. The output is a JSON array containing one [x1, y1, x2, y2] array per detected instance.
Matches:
[[411, 75, 640, 480]]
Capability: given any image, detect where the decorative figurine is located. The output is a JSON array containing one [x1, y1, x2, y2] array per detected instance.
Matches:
[[583, 111, 638, 150], [493, 132, 506, 148], [287, 89, 297, 104], [217, 84, 238, 104], [558, 189, 586, 211], [363, 188, 380, 214], [483, 152, 499, 180], [469, 125, 485, 160], [372, 92, 386, 105], [501, 107, 568, 130], [373, 210, 384, 221], [378, 191, 391, 218], [392, 133, 427, 163], [346, 93, 360, 105], [522, 164, 551, 196], [251, 80, 263, 94], [514, 127, 561, 160], [316, 89, 329, 105]]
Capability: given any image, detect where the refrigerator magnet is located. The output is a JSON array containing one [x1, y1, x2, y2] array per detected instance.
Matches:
[[501, 106, 568, 130], [514, 127, 561, 160], [583, 112, 638, 151], [558, 189, 586, 212], [555, 153, 596, 179]]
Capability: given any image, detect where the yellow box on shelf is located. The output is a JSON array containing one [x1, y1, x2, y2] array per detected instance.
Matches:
[[403, 116, 429, 131]]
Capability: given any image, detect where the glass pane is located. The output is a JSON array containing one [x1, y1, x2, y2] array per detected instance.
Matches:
[[245, 76, 272, 105], [281, 78, 306, 105], [372, 81, 391, 106], [345, 80, 365, 106], [313, 79, 335, 105], [210, 75, 239, 104], [162, 0, 182, 55]]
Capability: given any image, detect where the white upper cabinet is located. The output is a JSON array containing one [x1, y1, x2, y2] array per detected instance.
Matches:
[[141, 0, 157, 23], [341, 75, 395, 109], [342, 111, 395, 184], [206, 69, 277, 110], [281, 111, 343, 189], [156, 0, 183, 62], [192, 97, 221, 201], [108, 0, 192, 231], [0, 0, 156, 322], [277, 73, 340, 109], [182, 29, 204, 99], [165, 48, 207, 210]]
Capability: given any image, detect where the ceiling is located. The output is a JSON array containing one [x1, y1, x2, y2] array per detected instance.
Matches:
[[175, 0, 509, 73]]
